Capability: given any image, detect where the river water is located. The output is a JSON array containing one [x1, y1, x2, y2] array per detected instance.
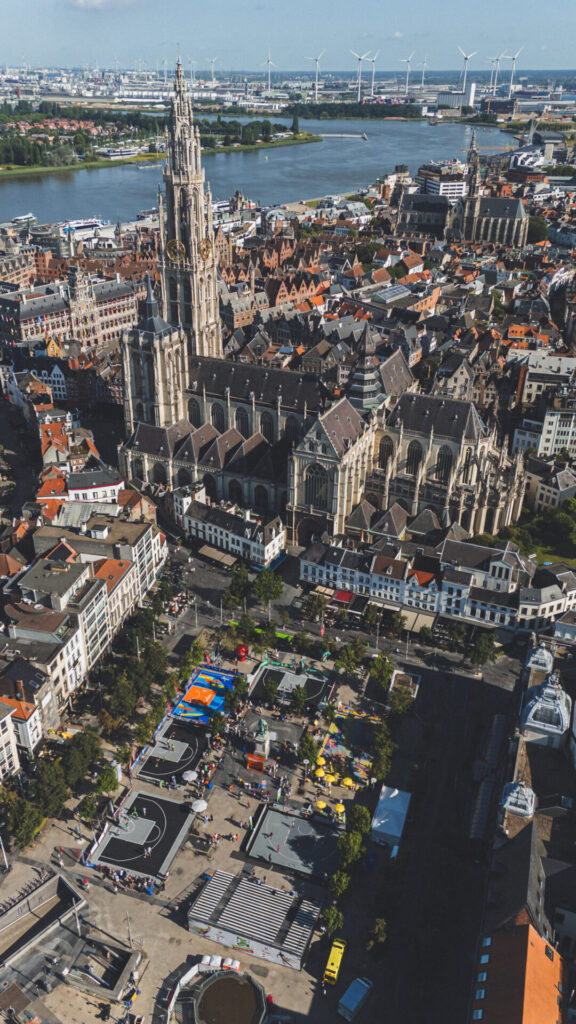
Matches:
[[0, 118, 508, 225]]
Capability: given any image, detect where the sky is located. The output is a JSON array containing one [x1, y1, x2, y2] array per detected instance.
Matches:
[[1, 0, 575, 73]]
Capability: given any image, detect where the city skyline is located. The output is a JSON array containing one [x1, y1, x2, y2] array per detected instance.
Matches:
[[1, 0, 576, 73]]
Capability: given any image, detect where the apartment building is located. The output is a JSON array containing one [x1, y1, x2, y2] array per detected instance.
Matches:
[[0, 704, 20, 781], [0, 696, 43, 757], [175, 492, 285, 568]]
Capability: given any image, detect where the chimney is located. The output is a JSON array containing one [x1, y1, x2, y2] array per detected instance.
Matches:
[[17, 679, 24, 700]]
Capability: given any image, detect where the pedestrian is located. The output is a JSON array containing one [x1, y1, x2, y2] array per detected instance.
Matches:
[[276, 845, 280, 853], [142, 806, 147, 817]]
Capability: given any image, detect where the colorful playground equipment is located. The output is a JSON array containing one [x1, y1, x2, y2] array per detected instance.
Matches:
[[171, 665, 236, 725]]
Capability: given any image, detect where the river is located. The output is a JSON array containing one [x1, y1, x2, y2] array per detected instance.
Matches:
[[0, 119, 509, 225]]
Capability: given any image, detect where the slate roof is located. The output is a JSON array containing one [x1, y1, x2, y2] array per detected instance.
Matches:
[[478, 196, 527, 221], [388, 393, 488, 442], [187, 357, 326, 414], [485, 823, 550, 937], [379, 349, 413, 396], [317, 398, 366, 457]]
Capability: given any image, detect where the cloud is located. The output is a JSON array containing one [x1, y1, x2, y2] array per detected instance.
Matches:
[[392, 31, 403, 38]]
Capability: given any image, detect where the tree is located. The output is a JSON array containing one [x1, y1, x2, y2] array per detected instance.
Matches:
[[363, 604, 381, 632], [264, 676, 279, 706], [99, 708, 120, 739], [390, 612, 407, 637], [298, 732, 319, 764], [233, 675, 248, 700], [469, 632, 497, 667], [303, 593, 328, 622], [164, 675, 178, 702], [73, 131, 86, 154], [336, 638, 366, 677], [110, 672, 137, 719], [78, 793, 98, 823], [388, 689, 414, 731], [210, 711, 226, 737], [291, 685, 307, 714], [96, 764, 119, 795], [134, 721, 153, 747], [252, 569, 284, 618], [324, 701, 337, 724], [369, 654, 393, 696], [323, 905, 344, 937], [9, 798, 43, 849], [224, 565, 251, 609], [259, 621, 278, 648], [33, 762, 69, 819], [346, 805, 371, 837], [366, 917, 388, 951], [330, 870, 350, 901], [419, 625, 435, 645], [527, 215, 549, 244], [337, 830, 364, 870]]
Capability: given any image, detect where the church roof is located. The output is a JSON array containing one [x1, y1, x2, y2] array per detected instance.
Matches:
[[129, 419, 193, 458], [187, 357, 326, 414], [478, 196, 527, 221], [316, 398, 366, 456], [197, 429, 244, 469], [388, 393, 488, 443], [135, 274, 173, 337], [379, 349, 413, 396]]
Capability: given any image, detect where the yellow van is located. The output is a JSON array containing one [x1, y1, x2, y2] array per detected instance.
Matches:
[[324, 938, 347, 985]]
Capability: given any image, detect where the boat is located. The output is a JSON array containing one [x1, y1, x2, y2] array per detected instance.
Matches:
[[137, 208, 159, 219], [59, 218, 109, 232], [361, 132, 368, 141], [11, 212, 36, 224]]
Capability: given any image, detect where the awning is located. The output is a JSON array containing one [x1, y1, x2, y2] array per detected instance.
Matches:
[[334, 590, 352, 605], [401, 609, 436, 633], [198, 544, 237, 568]]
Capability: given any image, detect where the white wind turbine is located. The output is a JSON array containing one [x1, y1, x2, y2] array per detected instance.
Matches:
[[504, 46, 523, 99], [366, 50, 380, 99], [305, 49, 325, 102], [188, 57, 196, 85], [419, 55, 428, 90], [457, 46, 477, 96], [263, 49, 278, 93], [208, 57, 218, 86], [399, 51, 415, 96], [350, 49, 371, 103]]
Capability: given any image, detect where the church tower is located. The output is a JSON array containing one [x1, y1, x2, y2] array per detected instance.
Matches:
[[462, 130, 481, 241], [159, 59, 222, 360], [122, 274, 188, 433]]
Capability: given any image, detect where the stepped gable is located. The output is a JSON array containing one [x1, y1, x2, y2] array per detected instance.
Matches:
[[388, 393, 488, 442], [187, 356, 326, 413]]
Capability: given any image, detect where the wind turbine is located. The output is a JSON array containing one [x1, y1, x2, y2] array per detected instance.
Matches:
[[457, 46, 477, 95], [209, 57, 218, 87], [350, 49, 371, 103], [419, 55, 428, 90], [366, 50, 380, 99], [263, 49, 278, 93], [503, 46, 523, 99], [188, 57, 196, 85], [399, 51, 415, 96], [304, 49, 325, 102], [489, 52, 505, 95]]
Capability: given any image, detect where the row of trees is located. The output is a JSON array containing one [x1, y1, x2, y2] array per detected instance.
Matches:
[[285, 101, 422, 120], [223, 565, 284, 616]]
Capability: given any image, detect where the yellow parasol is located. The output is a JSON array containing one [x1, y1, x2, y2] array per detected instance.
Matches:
[[342, 777, 354, 787], [316, 756, 326, 766], [316, 800, 327, 810], [325, 774, 337, 785], [315, 767, 325, 779], [335, 803, 345, 814]]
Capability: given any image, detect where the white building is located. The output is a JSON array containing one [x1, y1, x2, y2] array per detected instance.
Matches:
[[0, 704, 20, 780], [0, 696, 42, 756], [179, 496, 285, 568], [521, 674, 572, 746]]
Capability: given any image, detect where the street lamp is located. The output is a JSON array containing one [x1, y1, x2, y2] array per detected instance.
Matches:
[[0, 821, 9, 872], [303, 758, 309, 780]]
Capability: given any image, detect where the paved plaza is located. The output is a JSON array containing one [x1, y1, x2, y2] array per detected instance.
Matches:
[[246, 807, 341, 879]]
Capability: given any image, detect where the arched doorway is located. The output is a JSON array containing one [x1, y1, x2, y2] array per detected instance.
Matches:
[[305, 463, 331, 510], [235, 406, 250, 438], [203, 474, 218, 501], [436, 445, 453, 485], [151, 463, 167, 486], [254, 485, 269, 510], [211, 403, 225, 433], [406, 440, 423, 476], [177, 468, 191, 487], [260, 411, 274, 444], [378, 435, 394, 471], [188, 398, 201, 428], [228, 479, 243, 504]]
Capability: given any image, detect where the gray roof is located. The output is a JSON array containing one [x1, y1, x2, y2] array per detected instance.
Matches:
[[478, 196, 527, 221], [388, 393, 488, 442], [188, 357, 326, 414], [17, 558, 86, 598], [379, 349, 413, 396], [67, 468, 123, 491]]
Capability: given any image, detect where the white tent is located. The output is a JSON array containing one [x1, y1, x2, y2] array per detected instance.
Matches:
[[370, 786, 411, 849]]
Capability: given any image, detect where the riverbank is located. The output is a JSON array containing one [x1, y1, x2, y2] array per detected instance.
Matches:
[[0, 133, 320, 181]]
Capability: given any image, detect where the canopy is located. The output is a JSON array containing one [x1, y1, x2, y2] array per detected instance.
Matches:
[[316, 756, 326, 766], [192, 798, 208, 813], [335, 803, 345, 814], [315, 767, 325, 778], [342, 777, 354, 787], [183, 770, 198, 782], [325, 774, 337, 785], [316, 800, 327, 810]]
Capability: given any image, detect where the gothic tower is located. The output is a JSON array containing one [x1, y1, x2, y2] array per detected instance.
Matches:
[[462, 129, 481, 241], [122, 274, 188, 433], [158, 59, 222, 360]]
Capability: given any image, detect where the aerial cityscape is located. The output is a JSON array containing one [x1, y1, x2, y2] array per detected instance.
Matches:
[[0, 2, 576, 1022]]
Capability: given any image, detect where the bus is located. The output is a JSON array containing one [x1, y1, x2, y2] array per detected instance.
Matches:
[[324, 938, 347, 986]]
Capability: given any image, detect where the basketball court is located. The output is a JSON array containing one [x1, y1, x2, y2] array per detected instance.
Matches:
[[171, 665, 236, 724], [88, 791, 194, 880], [135, 720, 206, 785], [250, 664, 333, 710], [246, 808, 340, 880]]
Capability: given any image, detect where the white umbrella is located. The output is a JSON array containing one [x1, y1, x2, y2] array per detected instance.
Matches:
[[192, 799, 208, 813], [183, 770, 198, 782]]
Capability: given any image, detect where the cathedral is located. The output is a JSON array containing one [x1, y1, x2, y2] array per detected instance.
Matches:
[[120, 63, 525, 548], [450, 133, 529, 247]]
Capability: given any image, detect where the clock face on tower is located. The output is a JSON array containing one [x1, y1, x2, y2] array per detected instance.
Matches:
[[166, 238, 186, 262], [199, 238, 212, 261]]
